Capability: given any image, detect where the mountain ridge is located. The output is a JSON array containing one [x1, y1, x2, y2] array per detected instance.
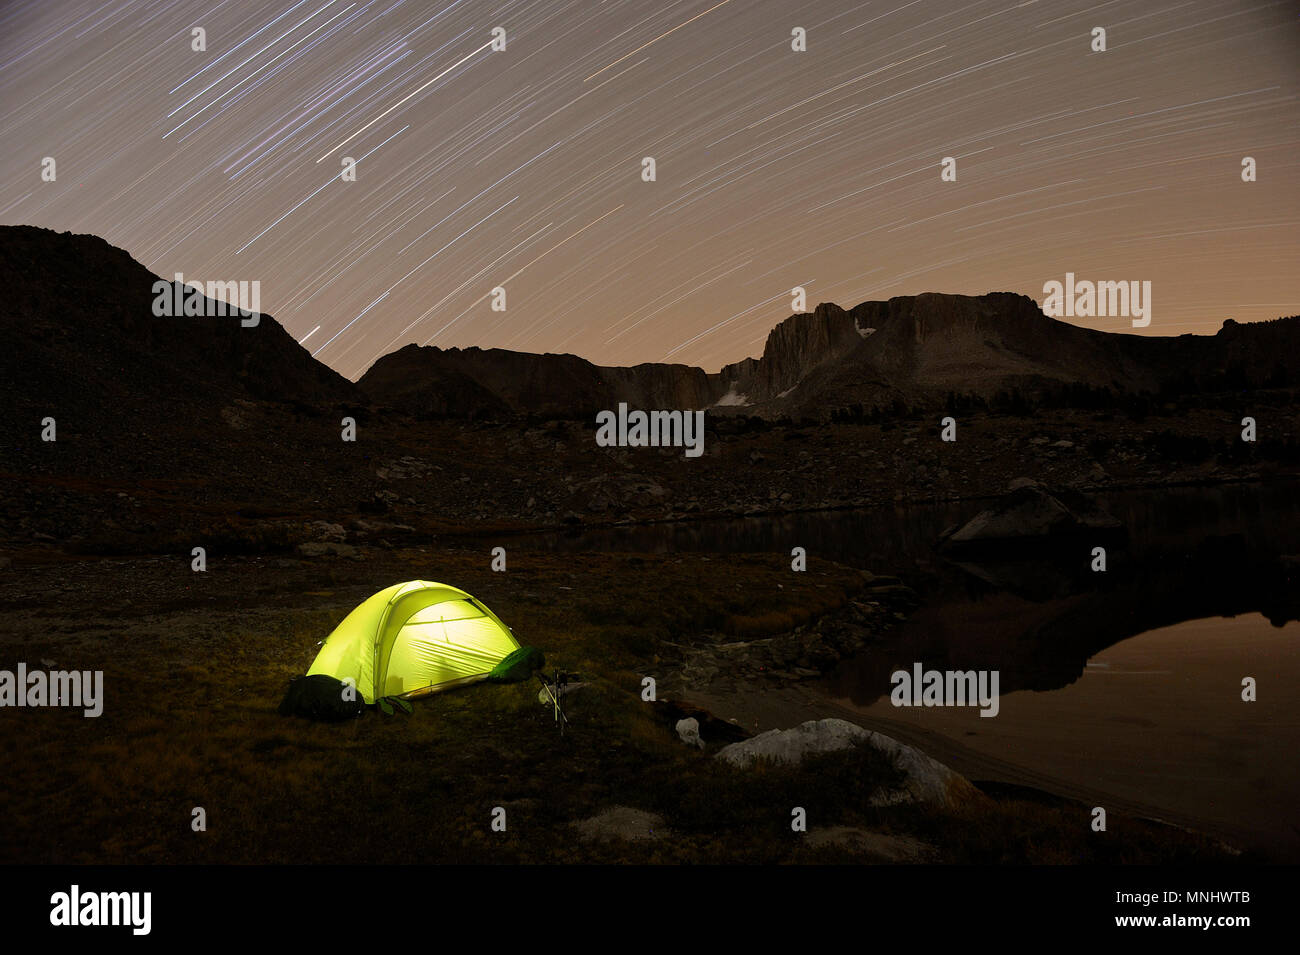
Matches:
[[3, 224, 1298, 428], [361, 290, 1300, 420]]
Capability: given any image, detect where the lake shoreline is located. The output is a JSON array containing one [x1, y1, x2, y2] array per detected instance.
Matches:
[[683, 674, 1291, 861]]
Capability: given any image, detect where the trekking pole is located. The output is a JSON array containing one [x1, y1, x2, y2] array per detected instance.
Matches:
[[535, 673, 569, 732], [554, 669, 563, 736]]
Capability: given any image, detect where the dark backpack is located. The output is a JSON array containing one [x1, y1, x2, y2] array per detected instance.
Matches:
[[278, 674, 365, 721]]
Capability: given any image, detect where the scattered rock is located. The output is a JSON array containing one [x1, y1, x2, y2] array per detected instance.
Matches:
[[350, 519, 415, 535], [654, 699, 751, 743], [374, 456, 436, 480], [219, 403, 252, 430], [295, 542, 358, 558], [675, 717, 705, 749], [803, 827, 937, 862], [304, 521, 346, 542], [571, 806, 669, 843]]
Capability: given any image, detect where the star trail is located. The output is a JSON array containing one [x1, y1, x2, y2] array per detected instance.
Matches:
[[1, 0, 1296, 380]]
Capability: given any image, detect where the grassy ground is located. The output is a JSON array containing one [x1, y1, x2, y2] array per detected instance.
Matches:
[[0, 546, 1242, 864]]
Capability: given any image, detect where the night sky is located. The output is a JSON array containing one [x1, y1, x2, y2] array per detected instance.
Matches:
[[2, 0, 1296, 380]]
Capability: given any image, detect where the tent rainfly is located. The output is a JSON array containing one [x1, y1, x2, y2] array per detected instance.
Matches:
[[307, 580, 520, 703]]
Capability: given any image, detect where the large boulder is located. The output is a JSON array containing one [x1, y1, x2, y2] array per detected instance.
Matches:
[[940, 480, 1123, 553], [714, 718, 980, 809], [715, 717, 866, 766], [860, 730, 983, 809]]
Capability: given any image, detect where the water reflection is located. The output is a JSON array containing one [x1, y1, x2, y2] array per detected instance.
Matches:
[[505, 480, 1300, 698], [837, 613, 1300, 857], [502, 479, 1300, 853], [508, 480, 1300, 580]]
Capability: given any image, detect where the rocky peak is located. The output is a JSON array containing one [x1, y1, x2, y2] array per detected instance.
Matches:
[[715, 302, 865, 402]]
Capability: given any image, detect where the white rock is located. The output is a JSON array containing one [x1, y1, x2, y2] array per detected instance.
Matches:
[[675, 717, 705, 749], [716, 718, 868, 767], [714, 718, 979, 809], [861, 731, 978, 809]]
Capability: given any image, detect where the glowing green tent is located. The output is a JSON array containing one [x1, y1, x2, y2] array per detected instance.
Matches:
[[307, 581, 520, 703]]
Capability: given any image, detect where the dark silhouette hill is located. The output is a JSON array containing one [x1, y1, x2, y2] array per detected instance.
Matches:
[[359, 343, 718, 419], [0, 225, 361, 510], [0, 225, 355, 419]]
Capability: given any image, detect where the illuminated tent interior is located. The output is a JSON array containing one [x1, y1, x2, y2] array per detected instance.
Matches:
[[306, 580, 520, 703]]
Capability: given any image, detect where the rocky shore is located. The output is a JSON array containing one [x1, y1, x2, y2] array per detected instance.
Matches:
[[6, 399, 1296, 561]]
